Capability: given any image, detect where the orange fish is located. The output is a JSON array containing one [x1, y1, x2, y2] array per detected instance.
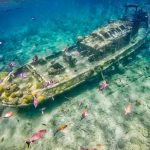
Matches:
[[81, 108, 88, 120], [54, 124, 68, 136], [96, 144, 104, 149], [124, 104, 132, 115], [0, 112, 14, 119]]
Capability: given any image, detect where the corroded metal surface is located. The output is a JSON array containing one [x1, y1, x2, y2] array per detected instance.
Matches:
[[0, 19, 149, 107]]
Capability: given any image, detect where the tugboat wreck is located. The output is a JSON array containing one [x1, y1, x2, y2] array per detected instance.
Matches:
[[0, 5, 149, 107]]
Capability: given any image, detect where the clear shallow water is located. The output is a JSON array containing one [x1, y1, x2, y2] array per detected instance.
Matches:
[[0, 0, 150, 150], [0, 0, 148, 70]]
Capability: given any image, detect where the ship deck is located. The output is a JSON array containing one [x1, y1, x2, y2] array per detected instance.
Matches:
[[0, 22, 148, 106]]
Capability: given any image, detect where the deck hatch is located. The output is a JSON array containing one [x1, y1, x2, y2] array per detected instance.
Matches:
[[91, 33, 105, 41], [115, 27, 122, 33], [120, 25, 126, 30], [101, 32, 111, 39]]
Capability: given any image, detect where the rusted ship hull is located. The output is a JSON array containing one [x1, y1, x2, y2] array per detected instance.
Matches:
[[1, 31, 148, 107], [0, 5, 149, 107]]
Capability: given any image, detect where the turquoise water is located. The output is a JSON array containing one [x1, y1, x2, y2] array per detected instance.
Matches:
[[0, 0, 146, 70], [0, 0, 150, 150]]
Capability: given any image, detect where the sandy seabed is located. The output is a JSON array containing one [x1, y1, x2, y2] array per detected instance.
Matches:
[[0, 46, 150, 150]]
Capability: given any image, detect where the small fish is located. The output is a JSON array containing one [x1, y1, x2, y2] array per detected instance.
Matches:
[[0, 41, 2, 45], [100, 80, 108, 90], [72, 50, 80, 56], [54, 124, 68, 136], [18, 72, 27, 79], [32, 55, 38, 62], [40, 107, 46, 114], [43, 80, 54, 88], [0, 112, 14, 119], [81, 108, 88, 120], [31, 17, 36, 20], [124, 103, 132, 115], [8, 62, 16, 68], [33, 96, 38, 108], [96, 144, 104, 149], [42, 123, 47, 126], [26, 129, 46, 147]]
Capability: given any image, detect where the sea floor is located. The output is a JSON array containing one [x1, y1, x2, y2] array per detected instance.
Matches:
[[0, 46, 150, 150]]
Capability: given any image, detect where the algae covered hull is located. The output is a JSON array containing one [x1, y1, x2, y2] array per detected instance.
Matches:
[[0, 6, 149, 107]]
